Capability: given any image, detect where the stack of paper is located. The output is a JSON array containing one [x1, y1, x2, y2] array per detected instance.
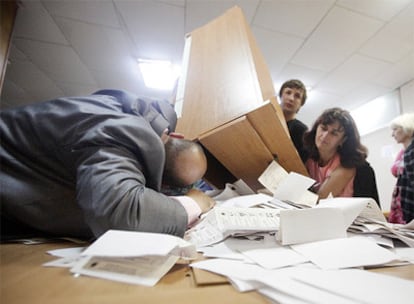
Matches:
[[187, 187, 414, 304], [191, 234, 412, 304], [350, 217, 414, 247], [185, 207, 280, 247], [44, 230, 197, 286]]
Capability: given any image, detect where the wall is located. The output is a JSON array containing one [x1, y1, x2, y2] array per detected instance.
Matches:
[[362, 79, 414, 211]]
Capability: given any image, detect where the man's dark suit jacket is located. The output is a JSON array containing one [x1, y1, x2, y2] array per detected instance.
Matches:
[[0, 90, 188, 240]]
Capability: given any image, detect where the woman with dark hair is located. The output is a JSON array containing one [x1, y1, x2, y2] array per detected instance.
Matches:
[[303, 108, 378, 202]]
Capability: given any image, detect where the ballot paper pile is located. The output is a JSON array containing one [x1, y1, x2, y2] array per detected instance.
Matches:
[[188, 193, 414, 304], [43, 230, 197, 286], [185, 165, 414, 304]]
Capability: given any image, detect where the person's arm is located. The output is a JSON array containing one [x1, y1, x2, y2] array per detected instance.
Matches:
[[75, 145, 191, 238], [317, 166, 356, 198], [71, 109, 195, 238], [174, 190, 215, 226]]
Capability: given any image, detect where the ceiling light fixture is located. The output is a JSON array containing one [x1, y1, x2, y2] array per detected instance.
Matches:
[[138, 59, 181, 90]]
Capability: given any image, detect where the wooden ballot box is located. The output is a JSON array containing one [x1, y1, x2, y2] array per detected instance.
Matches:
[[176, 6, 307, 190]]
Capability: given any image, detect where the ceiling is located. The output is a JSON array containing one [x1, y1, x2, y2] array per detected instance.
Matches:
[[1, 0, 414, 127]]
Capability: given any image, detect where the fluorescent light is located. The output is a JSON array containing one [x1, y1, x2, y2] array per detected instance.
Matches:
[[138, 59, 181, 90]]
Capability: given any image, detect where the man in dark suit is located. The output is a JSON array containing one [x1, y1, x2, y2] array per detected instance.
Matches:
[[0, 90, 214, 241]]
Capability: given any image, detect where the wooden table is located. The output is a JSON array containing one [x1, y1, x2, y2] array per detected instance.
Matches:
[[1, 242, 413, 304]]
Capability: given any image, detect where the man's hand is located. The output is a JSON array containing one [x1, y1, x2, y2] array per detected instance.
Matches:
[[185, 188, 216, 214]]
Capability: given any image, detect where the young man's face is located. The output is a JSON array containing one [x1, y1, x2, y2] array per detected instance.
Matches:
[[280, 87, 304, 117]]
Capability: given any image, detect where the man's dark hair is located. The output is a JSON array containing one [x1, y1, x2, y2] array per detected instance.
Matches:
[[279, 79, 307, 106]]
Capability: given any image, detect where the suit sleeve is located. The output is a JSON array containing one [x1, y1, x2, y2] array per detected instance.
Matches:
[[73, 116, 188, 238]]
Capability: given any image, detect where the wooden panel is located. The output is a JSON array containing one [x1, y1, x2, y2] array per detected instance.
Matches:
[[175, 6, 306, 189], [247, 100, 308, 176], [176, 6, 276, 140], [242, 13, 276, 103], [199, 116, 274, 190]]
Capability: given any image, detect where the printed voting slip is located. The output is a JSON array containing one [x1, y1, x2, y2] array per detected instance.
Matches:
[[258, 160, 318, 207], [71, 254, 179, 287], [185, 207, 280, 247], [70, 230, 196, 286], [350, 217, 414, 248], [278, 198, 371, 245]]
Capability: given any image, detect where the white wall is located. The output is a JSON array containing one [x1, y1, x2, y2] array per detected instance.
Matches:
[[362, 79, 414, 211]]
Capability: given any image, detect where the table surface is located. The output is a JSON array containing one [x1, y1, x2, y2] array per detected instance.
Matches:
[[1, 242, 413, 304]]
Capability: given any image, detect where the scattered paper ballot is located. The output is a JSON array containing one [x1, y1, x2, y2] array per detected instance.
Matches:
[[69, 230, 196, 286], [257, 160, 289, 192], [199, 235, 271, 261], [290, 236, 401, 269], [258, 160, 318, 207], [43, 247, 86, 268], [289, 268, 414, 304], [185, 207, 280, 247], [199, 234, 309, 269], [191, 258, 413, 304], [278, 197, 373, 245], [240, 241, 309, 269], [218, 193, 273, 208], [272, 172, 318, 207]]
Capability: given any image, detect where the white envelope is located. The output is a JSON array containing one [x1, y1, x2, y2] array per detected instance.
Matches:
[[278, 198, 368, 245]]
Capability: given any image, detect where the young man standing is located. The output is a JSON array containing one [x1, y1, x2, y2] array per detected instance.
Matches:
[[279, 79, 308, 162]]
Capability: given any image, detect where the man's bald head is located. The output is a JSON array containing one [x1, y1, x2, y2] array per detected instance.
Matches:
[[162, 138, 207, 188]]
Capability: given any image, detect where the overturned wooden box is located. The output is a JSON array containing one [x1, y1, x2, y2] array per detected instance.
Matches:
[[176, 6, 307, 191]]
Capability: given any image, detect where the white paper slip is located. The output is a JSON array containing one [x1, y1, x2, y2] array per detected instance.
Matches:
[[279, 207, 347, 245], [291, 268, 414, 304], [241, 246, 308, 270], [258, 160, 288, 193], [47, 247, 86, 258], [66, 230, 195, 286], [43, 247, 87, 268], [43, 256, 85, 268], [258, 161, 318, 207], [319, 197, 385, 224], [258, 286, 355, 304], [208, 179, 255, 201], [273, 172, 318, 207], [71, 255, 179, 287], [291, 236, 401, 270], [81, 230, 196, 259], [278, 197, 369, 245], [191, 258, 274, 281], [257, 274, 358, 304], [199, 235, 271, 261], [218, 193, 273, 208]]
